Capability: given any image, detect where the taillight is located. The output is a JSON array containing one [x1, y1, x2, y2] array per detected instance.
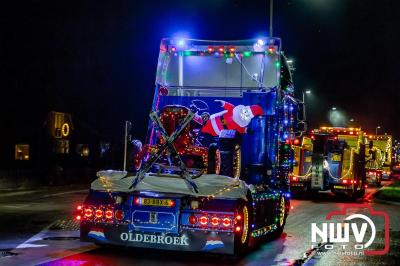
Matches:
[[95, 209, 103, 219], [222, 218, 231, 227], [342, 179, 348, 184], [189, 214, 197, 225], [75, 215, 81, 221], [115, 210, 124, 221], [235, 226, 241, 232], [84, 208, 93, 218], [199, 216, 208, 225], [211, 217, 219, 226], [236, 214, 242, 221], [105, 209, 113, 219], [76, 205, 82, 211]]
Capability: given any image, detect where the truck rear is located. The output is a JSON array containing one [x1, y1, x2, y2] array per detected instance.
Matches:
[[76, 37, 302, 255], [290, 127, 367, 199]]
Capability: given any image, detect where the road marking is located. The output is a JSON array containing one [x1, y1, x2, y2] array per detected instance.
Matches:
[[41, 189, 88, 198]]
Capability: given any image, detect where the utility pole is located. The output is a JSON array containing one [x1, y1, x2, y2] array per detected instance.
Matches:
[[269, 0, 274, 37]]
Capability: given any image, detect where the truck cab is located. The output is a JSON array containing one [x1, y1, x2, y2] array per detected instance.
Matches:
[[77, 37, 301, 255]]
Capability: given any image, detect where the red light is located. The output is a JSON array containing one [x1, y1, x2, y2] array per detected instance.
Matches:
[[311, 135, 315, 140], [105, 209, 113, 219], [365, 184, 368, 188], [134, 198, 140, 205], [211, 217, 219, 226], [76, 205, 82, 211], [75, 215, 81, 221], [95, 209, 103, 219], [189, 214, 197, 225], [292, 176, 298, 181], [222, 218, 231, 227], [290, 206, 294, 210], [171, 47, 176, 52], [199, 216, 208, 225], [207, 46, 214, 52], [115, 210, 124, 221], [229, 47, 235, 53], [235, 226, 241, 232], [218, 46, 224, 52], [350, 131, 354, 135], [84, 208, 93, 218], [353, 180, 357, 184], [267, 46, 275, 54], [169, 200, 176, 207], [236, 215, 242, 221], [342, 180, 348, 184], [285, 139, 290, 144], [294, 139, 300, 145]]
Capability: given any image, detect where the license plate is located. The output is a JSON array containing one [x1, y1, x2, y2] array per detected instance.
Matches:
[[334, 185, 346, 189], [142, 198, 173, 207]]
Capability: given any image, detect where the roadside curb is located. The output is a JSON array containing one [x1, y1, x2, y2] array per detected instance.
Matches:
[[372, 197, 400, 206]]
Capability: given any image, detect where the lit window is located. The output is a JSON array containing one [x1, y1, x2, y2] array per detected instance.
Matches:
[[54, 139, 70, 154], [15, 144, 30, 160], [76, 144, 90, 157]]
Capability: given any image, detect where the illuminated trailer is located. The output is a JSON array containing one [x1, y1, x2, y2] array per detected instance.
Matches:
[[365, 134, 392, 183], [290, 127, 367, 199], [75, 37, 304, 255]]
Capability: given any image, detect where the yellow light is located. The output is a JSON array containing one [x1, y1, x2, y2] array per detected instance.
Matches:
[[61, 123, 70, 137]]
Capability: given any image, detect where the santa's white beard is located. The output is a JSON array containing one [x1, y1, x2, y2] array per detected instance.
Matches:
[[232, 105, 254, 127]]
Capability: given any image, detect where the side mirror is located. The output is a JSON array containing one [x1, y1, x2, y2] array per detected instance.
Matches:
[[295, 121, 307, 137], [297, 102, 306, 122]]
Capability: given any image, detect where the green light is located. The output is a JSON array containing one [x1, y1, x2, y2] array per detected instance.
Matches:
[[243, 51, 251, 57], [275, 61, 281, 68], [184, 51, 192, 56]]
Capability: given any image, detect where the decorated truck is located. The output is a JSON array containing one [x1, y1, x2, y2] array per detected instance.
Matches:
[[365, 134, 392, 183], [75, 37, 303, 255], [290, 127, 367, 199]]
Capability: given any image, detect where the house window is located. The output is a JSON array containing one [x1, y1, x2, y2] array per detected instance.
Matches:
[[76, 144, 90, 157], [15, 144, 30, 160], [54, 139, 70, 154]]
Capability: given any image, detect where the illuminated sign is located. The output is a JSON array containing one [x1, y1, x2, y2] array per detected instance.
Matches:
[[61, 123, 70, 137]]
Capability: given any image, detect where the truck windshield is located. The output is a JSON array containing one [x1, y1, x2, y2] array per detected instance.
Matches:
[[155, 38, 281, 91]]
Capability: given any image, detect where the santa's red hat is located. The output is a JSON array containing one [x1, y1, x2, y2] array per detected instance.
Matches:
[[249, 105, 263, 117]]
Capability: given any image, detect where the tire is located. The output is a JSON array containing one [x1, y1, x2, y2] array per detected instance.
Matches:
[[220, 144, 241, 178], [207, 143, 221, 174], [233, 201, 251, 257], [272, 196, 288, 239], [127, 140, 143, 172]]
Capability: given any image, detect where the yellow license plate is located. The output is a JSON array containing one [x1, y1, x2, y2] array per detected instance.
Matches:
[[142, 198, 173, 207], [334, 185, 346, 189]]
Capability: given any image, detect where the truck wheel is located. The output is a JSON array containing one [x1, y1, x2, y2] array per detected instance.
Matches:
[[207, 143, 221, 174], [127, 140, 143, 172], [220, 144, 241, 178], [272, 196, 288, 238], [234, 202, 251, 256]]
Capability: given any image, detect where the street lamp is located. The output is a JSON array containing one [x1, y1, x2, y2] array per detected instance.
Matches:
[[376, 126, 381, 135], [331, 107, 337, 111], [349, 118, 355, 122]]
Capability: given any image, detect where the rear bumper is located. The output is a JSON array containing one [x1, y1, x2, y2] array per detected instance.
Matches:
[[80, 222, 235, 254]]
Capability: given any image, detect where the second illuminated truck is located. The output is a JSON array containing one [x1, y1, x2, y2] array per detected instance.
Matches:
[[290, 127, 367, 199]]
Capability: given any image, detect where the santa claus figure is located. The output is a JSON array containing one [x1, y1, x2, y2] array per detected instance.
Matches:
[[201, 100, 263, 136]]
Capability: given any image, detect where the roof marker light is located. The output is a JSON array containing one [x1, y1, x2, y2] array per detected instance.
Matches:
[[257, 39, 265, 46]]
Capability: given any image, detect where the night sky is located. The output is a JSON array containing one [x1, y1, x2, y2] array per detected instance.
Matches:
[[1, 0, 400, 142]]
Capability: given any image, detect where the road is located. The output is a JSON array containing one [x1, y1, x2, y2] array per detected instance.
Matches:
[[0, 183, 399, 266]]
